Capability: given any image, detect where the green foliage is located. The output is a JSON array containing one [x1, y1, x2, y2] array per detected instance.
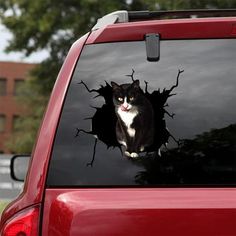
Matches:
[[5, 77, 48, 153], [1, 0, 236, 153], [0, 201, 9, 215]]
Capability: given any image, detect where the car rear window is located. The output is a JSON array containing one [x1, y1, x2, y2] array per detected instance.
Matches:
[[47, 39, 236, 187]]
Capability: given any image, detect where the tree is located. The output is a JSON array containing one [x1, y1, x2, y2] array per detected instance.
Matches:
[[0, 0, 151, 153], [135, 124, 236, 185], [5, 78, 48, 153], [1, 0, 236, 153]]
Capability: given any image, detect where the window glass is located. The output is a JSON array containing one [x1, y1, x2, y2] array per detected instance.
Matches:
[[0, 78, 7, 96], [0, 115, 6, 132], [47, 39, 236, 187]]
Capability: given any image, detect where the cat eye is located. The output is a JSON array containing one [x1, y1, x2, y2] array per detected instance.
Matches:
[[118, 97, 123, 102], [129, 97, 134, 101]]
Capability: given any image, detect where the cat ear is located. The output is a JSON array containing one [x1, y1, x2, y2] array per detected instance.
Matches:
[[132, 80, 140, 89], [111, 81, 120, 90]]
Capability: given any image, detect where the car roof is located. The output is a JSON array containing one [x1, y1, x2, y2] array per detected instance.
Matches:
[[92, 9, 236, 30], [87, 14, 236, 44]]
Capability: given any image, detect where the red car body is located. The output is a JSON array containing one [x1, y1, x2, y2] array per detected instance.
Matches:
[[1, 11, 236, 235]]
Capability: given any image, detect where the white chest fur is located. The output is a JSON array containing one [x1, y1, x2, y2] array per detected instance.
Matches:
[[118, 108, 138, 137]]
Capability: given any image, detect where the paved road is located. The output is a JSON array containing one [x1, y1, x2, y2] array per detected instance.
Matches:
[[0, 155, 23, 200]]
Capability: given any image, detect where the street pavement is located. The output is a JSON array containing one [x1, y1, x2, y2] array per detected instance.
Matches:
[[0, 154, 23, 200]]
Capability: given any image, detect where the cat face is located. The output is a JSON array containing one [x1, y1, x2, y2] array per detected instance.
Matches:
[[111, 80, 140, 112]]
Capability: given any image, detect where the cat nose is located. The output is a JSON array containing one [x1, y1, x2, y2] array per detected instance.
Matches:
[[123, 104, 129, 109], [121, 104, 129, 111]]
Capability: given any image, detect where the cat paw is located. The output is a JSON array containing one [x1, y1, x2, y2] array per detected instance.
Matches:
[[124, 151, 139, 158], [130, 152, 139, 158], [124, 151, 131, 157]]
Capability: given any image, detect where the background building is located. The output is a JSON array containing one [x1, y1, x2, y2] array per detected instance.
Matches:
[[0, 61, 36, 153]]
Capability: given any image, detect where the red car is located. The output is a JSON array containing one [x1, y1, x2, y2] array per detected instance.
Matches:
[[1, 10, 236, 236]]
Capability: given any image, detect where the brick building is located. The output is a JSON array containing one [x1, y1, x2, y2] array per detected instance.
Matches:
[[0, 61, 36, 153]]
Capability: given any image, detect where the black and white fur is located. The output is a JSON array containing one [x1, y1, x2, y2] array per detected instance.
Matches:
[[111, 80, 154, 158]]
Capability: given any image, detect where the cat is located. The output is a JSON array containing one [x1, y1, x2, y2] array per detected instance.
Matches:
[[111, 80, 154, 158]]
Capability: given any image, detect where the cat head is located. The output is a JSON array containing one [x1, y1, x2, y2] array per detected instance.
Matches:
[[111, 80, 141, 112]]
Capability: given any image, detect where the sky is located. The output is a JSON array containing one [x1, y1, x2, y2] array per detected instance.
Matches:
[[0, 23, 48, 63]]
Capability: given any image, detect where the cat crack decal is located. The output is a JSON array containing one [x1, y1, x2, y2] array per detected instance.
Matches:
[[75, 69, 184, 166]]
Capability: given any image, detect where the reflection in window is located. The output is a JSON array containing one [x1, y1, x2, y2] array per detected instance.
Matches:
[[14, 79, 25, 96], [0, 115, 6, 132], [0, 78, 7, 96]]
